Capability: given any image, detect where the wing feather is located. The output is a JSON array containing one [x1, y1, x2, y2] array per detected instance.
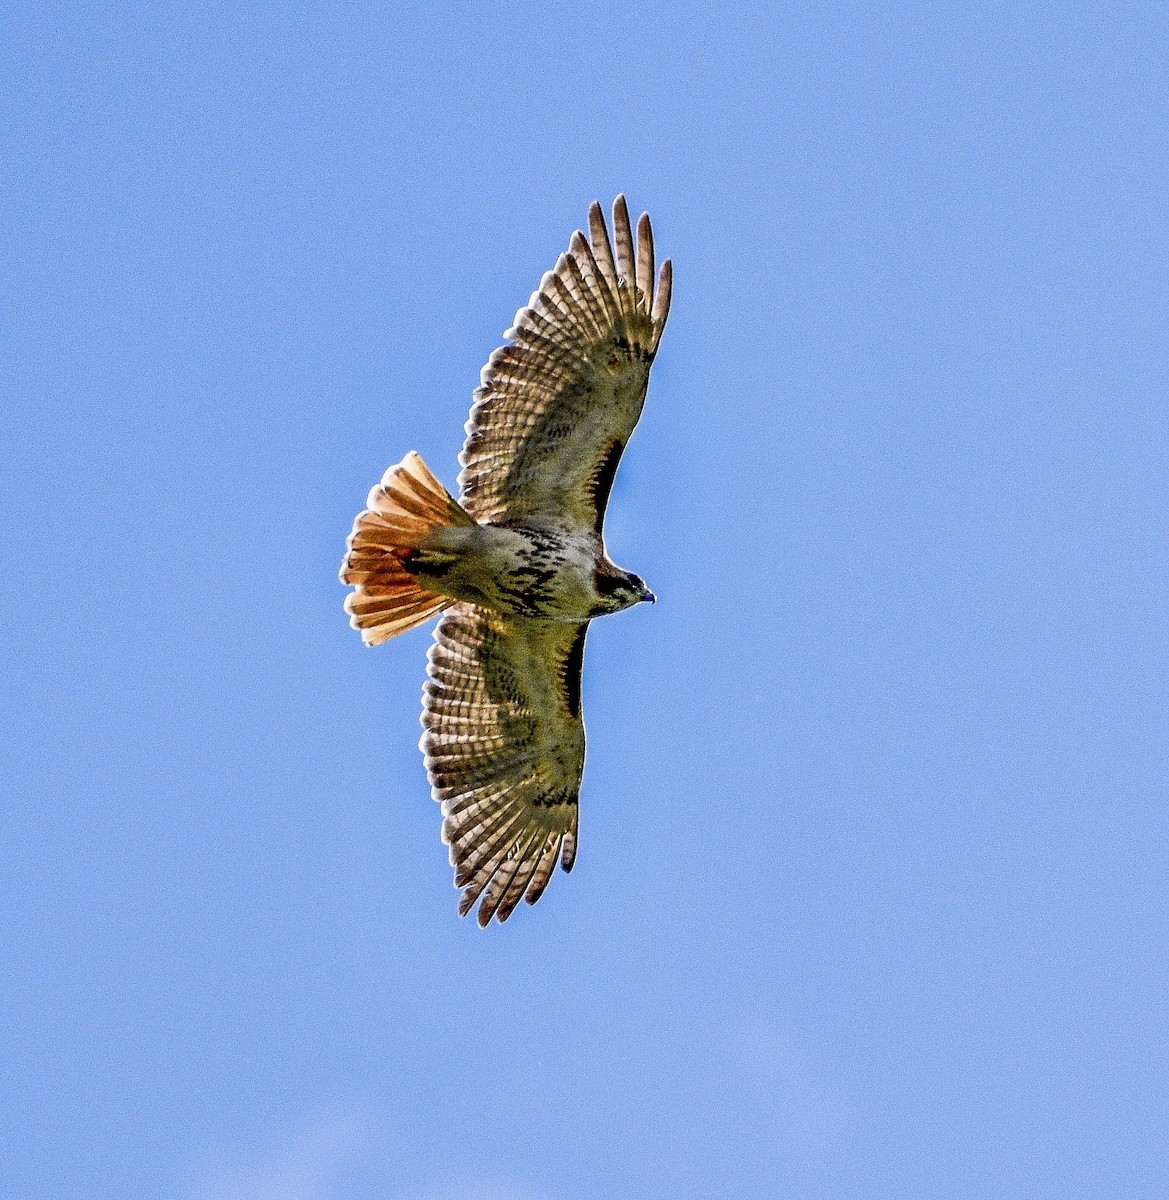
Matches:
[[588, 201, 619, 285], [612, 195, 636, 298], [495, 832, 548, 921], [636, 211, 654, 306], [457, 196, 672, 530], [421, 603, 587, 924], [523, 833, 563, 906], [560, 828, 577, 873], [477, 826, 543, 926], [652, 259, 672, 327]]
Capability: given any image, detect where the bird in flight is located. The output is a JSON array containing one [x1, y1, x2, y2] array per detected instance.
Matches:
[[340, 196, 672, 925]]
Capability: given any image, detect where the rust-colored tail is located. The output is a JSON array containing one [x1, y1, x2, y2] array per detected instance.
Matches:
[[340, 452, 474, 646]]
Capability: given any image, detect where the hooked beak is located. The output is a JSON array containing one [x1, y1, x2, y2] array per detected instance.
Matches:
[[642, 586, 657, 604]]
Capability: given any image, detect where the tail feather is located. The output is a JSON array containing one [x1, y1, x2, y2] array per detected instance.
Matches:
[[341, 452, 473, 646]]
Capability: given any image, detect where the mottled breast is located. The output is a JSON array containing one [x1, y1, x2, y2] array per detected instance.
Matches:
[[408, 520, 602, 622], [488, 522, 602, 621]]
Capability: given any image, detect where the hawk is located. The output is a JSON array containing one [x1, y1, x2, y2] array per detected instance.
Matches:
[[340, 197, 672, 925]]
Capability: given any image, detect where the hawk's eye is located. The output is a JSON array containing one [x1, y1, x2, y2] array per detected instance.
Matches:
[[594, 571, 627, 599]]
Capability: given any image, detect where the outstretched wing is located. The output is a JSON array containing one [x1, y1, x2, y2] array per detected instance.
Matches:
[[457, 196, 672, 532], [420, 604, 588, 925]]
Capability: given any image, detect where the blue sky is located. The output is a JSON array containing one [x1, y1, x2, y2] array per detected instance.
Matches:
[[4, 3, 1167, 1197]]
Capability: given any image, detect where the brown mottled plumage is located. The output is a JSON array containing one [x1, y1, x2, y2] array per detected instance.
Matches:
[[340, 197, 671, 925]]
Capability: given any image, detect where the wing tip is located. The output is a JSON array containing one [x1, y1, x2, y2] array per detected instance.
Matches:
[[652, 258, 673, 327]]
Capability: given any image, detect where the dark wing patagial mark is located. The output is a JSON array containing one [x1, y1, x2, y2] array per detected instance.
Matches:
[[589, 439, 626, 534], [559, 622, 589, 718]]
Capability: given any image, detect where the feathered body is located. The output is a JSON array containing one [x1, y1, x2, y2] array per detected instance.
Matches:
[[407, 519, 652, 622], [340, 196, 671, 925]]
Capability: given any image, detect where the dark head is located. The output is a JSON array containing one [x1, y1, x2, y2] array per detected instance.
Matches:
[[592, 566, 656, 614]]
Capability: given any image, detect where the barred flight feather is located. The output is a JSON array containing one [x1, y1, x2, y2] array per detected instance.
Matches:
[[421, 603, 584, 925], [457, 195, 671, 530]]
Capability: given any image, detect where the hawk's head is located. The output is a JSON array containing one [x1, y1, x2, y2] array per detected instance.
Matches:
[[592, 564, 655, 615]]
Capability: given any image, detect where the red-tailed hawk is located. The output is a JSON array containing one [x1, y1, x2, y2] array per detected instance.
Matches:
[[340, 197, 671, 925]]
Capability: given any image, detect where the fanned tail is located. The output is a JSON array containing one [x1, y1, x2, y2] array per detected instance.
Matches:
[[340, 452, 474, 646]]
